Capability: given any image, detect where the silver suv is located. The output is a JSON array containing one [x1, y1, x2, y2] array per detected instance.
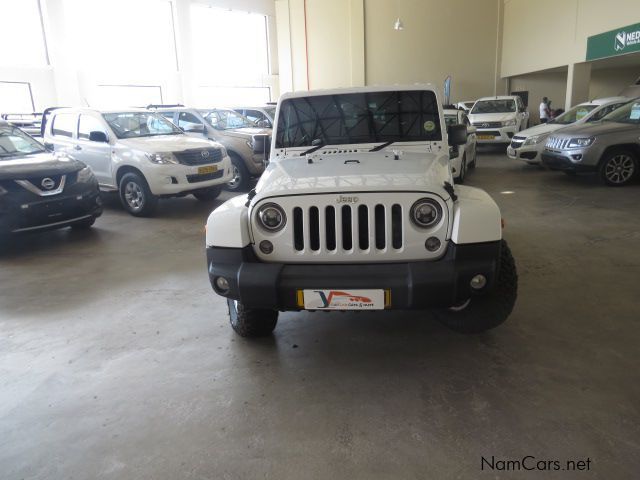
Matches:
[[153, 106, 271, 192], [541, 99, 640, 186]]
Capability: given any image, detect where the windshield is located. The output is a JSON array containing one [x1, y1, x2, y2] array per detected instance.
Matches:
[[102, 112, 182, 139], [601, 101, 640, 124], [202, 109, 256, 129], [275, 90, 442, 148], [552, 104, 597, 124], [471, 100, 516, 114], [0, 125, 46, 159]]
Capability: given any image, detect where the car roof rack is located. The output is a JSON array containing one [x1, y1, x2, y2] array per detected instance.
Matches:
[[147, 104, 185, 109]]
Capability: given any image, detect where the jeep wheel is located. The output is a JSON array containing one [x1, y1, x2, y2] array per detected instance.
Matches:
[[599, 149, 637, 186], [193, 186, 222, 201], [226, 153, 249, 192], [119, 172, 158, 217], [227, 299, 278, 337], [436, 240, 517, 334]]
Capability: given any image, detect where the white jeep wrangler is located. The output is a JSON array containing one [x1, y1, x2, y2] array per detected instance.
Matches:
[[205, 86, 517, 336]]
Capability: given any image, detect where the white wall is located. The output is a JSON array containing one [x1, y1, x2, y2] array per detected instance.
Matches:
[[509, 70, 568, 123], [589, 66, 640, 99]]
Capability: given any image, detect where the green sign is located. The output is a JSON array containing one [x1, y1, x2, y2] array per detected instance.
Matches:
[[586, 23, 640, 61]]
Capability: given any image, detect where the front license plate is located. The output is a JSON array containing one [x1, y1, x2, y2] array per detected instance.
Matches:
[[198, 165, 218, 175], [302, 289, 385, 310], [478, 134, 495, 140]]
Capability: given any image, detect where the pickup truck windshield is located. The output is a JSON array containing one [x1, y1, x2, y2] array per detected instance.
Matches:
[[0, 125, 46, 159], [551, 104, 597, 124], [202, 109, 256, 130], [275, 90, 442, 149], [103, 112, 182, 139], [471, 100, 516, 114], [601, 101, 640, 124]]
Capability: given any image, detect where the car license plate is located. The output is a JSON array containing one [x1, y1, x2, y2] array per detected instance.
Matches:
[[478, 134, 495, 140], [198, 165, 217, 175], [301, 289, 386, 310]]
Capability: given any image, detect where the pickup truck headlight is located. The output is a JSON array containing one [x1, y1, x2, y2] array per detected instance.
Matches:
[[146, 152, 179, 164], [502, 119, 517, 127], [410, 198, 442, 228], [567, 137, 595, 148], [523, 134, 545, 146], [256, 203, 286, 232], [76, 166, 95, 183]]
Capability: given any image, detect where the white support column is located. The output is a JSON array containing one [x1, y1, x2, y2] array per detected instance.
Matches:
[[349, 0, 365, 87], [565, 62, 592, 110], [172, 0, 195, 106]]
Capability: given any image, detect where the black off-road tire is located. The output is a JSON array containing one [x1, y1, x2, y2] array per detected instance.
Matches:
[[226, 153, 250, 192], [436, 240, 518, 334], [119, 172, 158, 217], [193, 185, 222, 201], [598, 148, 637, 186], [227, 298, 278, 337], [71, 216, 96, 229]]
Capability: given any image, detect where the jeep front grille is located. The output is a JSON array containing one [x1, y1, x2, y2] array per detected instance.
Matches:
[[292, 204, 403, 253], [545, 136, 570, 150]]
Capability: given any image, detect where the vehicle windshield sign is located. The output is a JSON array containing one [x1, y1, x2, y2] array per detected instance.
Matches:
[[275, 90, 442, 149], [553, 104, 597, 124]]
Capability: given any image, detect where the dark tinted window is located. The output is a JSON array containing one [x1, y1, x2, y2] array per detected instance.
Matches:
[[51, 113, 77, 138], [78, 115, 107, 140], [276, 90, 442, 148]]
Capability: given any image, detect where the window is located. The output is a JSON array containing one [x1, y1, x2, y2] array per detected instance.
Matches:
[[0, 0, 48, 67], [471, 100, 516, 114], [78, 115, 107, 140], [51, 113, 77, 138], [178, 112, 203, 130], [102, 112, 182, 139], [159, 112, 175, 122], [202, 110, 256, 130], [0, 82, 35, 113], [243, 110, 265, 124]]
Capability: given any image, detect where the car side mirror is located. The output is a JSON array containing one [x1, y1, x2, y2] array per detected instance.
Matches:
[[89, 131, 108, 143], [447, 124, 467, 146]]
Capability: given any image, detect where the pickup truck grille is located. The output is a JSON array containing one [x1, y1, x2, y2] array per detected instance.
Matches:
[[174, 148, 223, 166], [251, 192, 449, 263], [473, 121, 502, 128], [510, 136, 526, 149], [292, 203, 403, 252], [545, 136, 570, 150]]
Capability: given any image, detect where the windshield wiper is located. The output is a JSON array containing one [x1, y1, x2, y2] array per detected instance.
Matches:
[[300, 142, 326, 156], [370, 141, 394, 152]]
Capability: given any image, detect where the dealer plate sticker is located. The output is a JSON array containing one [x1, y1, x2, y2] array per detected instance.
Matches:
[[478, 134, 495, 140], [198, 165, 218, 174], [303, 289, 385, 310]]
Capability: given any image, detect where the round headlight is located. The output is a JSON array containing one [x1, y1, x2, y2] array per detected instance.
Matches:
[[410, 198, 442, 228], [256, 203, 286, 232]]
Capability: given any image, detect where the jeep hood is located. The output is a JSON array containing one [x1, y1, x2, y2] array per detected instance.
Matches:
[[468, 112, 516, 123], [119, 134, 218, 153], [253, 151, 452, 201], [548, 121, 639, 138]]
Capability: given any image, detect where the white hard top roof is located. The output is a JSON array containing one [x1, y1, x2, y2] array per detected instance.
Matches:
[[280, 84, 438, 101]]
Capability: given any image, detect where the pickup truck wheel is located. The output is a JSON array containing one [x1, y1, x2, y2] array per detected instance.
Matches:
[[226, 154, 249, 192], [119, 172, 158, 217], [436, 240, 517, 334], [599, 149, 637, 186], [71, 216, 96, 229], [228, 299, 278, 337], [193, 186, 222, 201]]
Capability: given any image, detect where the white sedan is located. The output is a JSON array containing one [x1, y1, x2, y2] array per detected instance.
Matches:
[[444, 108, 477, 183]]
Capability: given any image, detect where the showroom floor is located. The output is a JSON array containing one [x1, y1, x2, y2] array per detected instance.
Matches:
[[1, 150, 639, 480]]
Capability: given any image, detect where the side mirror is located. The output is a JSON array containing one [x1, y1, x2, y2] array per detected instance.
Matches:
[[89, 131, 108, 143], [185, 124, 206, 134], [447, 124, 467, 146]]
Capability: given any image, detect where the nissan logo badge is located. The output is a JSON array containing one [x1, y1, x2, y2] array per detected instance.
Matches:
[[41, 178, 55, 190], [201, 150, 210, 159]]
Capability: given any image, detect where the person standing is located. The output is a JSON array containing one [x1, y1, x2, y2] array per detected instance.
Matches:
[[539, 97, 551, 123]]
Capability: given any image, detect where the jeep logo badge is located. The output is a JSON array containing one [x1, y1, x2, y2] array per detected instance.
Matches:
[[336, 195, 359, 204], [41, 178, 55, 190], [201, 150, 210, 159]]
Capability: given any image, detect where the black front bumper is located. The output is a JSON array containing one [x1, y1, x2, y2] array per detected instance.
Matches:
[[206, 241, 502, 310], [541, 152, 596, 172]]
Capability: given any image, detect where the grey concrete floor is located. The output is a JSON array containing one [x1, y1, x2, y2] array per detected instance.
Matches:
[[1, 150, 639, 480]]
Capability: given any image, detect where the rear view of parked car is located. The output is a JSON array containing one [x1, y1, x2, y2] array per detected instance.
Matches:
[[541, 99, 640, 186], [508, 97, 629, 164], [155, 107, 271, 192], [0, 121, 102, 240], [468, 96, 529, 144], [42, 108, 232, 216]]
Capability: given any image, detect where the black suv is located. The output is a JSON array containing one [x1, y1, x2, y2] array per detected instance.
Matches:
[[0, 121, 103, 239]]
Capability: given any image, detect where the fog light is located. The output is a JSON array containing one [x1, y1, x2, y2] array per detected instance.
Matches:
[[470, 274, 487, 290], [571, 154, 582, 161], [425, 236, 441, 252], [259, 240, 274, 254], [215, 276, 230, 293]]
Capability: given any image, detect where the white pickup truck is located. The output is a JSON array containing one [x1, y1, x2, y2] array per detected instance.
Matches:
[[205, 86, 518, 337]]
